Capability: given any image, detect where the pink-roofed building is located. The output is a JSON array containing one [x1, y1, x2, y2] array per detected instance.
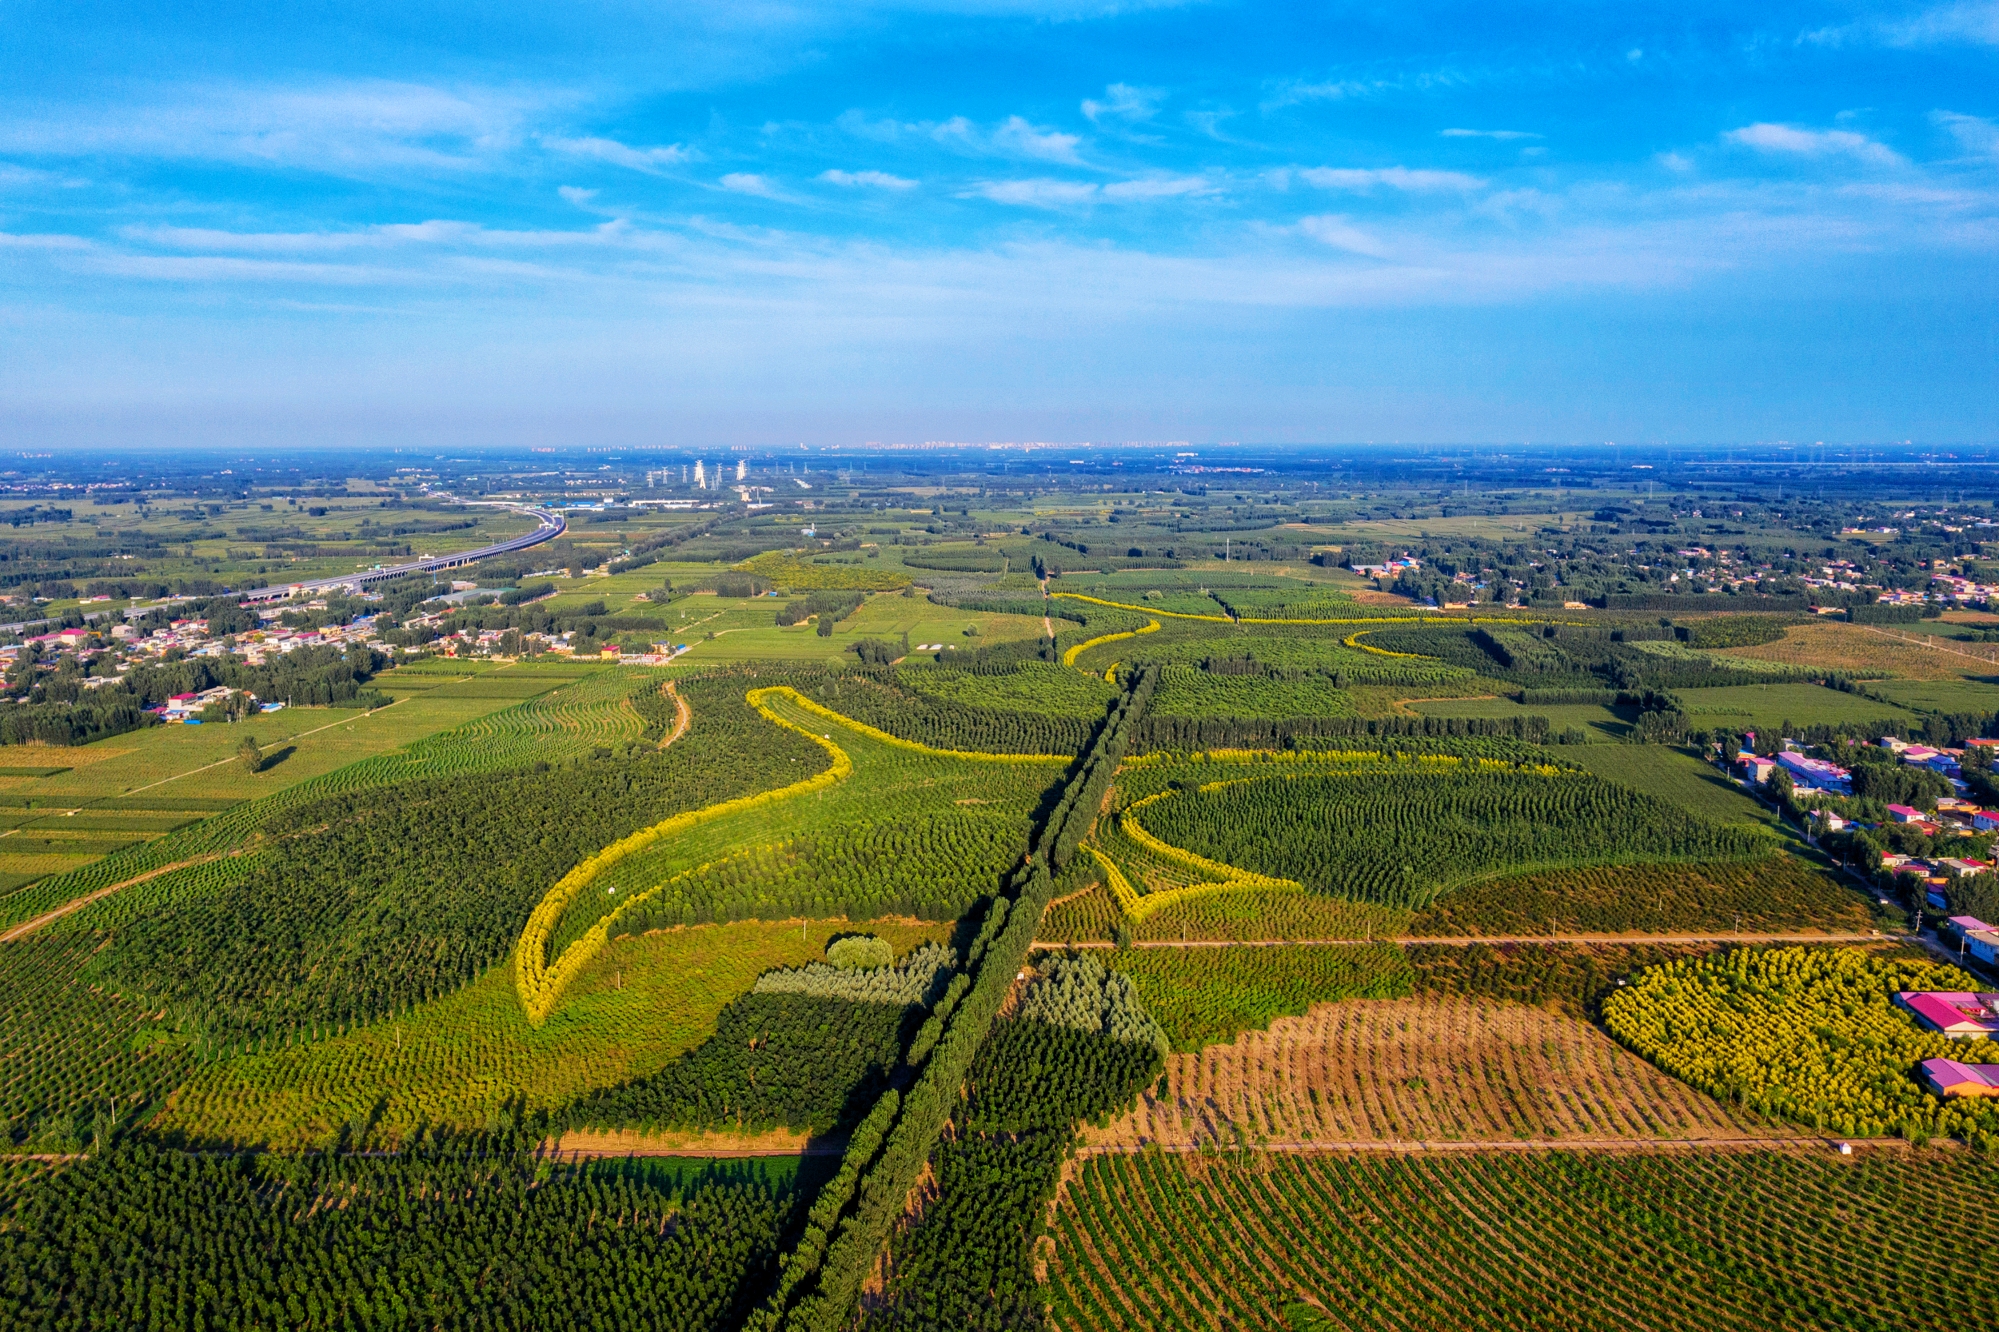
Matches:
[[1947, 916, 1996, 939], [1886, 804, 1924, 823], [1897, 992, 1999, 1039], [1919, 1059, 1999, 1099]]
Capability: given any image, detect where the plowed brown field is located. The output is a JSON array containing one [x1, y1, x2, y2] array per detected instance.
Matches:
[[1081, 995, 1791, 1150]]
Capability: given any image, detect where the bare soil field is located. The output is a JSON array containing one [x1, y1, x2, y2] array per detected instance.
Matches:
[[1081, 995, 1791, 1151]]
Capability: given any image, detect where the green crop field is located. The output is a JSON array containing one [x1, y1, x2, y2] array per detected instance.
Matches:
[[0, 672, 570, 894], [1674, 681, 1918, 732], [1865, 677, 1999, 714], [1561, 744, 1779, 825], [1407, 694, 1635, 739]]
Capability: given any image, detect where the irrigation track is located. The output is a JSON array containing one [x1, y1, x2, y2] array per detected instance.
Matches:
[[0, 852, 237, 943], [1035, 931, 1892, 950]]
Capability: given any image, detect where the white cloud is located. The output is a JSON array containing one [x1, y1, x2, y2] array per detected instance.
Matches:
[[558, 186, 599, 206], [1724, 123, 1904, 167], [1808, 2, 1999, 48], [1655, 151, 1695, 173], [819, 169, 918, 190], [1183, 109, 1237, 140], [1935, 111, 1999, 157], [1299, 166, 1486, 192], [1297, 214, 1390, 257], [1082, 83, 1161, 124], [541, 135, 691, 173], [1101, 175, 1216, 200], [967, 178, 1100, 208], [992, 116, 1084, 164], [966, 173, 1214, 207], [1440, 128, 1541, 141], [720, 172, 780, 197], [0, 80, 537, 175], [837, 110, 1086, 164]]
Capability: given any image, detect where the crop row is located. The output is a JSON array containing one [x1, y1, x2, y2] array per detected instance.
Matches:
[[1049, 1146, 1999, 1329]]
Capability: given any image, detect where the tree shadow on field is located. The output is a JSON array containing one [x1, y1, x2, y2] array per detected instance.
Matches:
[[258, 745, 297, 772]]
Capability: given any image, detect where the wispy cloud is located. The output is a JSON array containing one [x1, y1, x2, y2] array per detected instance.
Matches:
[[1934, 110, 1999, 157], [1296, 214, 1391, 257], [966, 178, 1100, 208], [719, 172, 782, 197], [839, 110, 1086, 165], [541, 135, 692, 173], [1440, 128, 1541, 141], [991, 116, 1085, 164], [1300, 166, 1486, 192], [966, 173, 1214, 207], [1724, 123, 1904, 167], [558, 186, 599, 206], [0, 80, 537, 175], [1805, 2, 1999, 48], [1082, 83, 1162, 124], [819, 168, 918, 190]]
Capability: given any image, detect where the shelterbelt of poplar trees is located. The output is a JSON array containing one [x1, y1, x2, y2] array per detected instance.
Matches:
[[749, 665, 1159, 1332]]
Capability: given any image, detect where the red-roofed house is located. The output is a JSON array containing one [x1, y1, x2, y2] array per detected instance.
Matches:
[[1897, 991, 1999, 1039], [1919, 1059, 1999, 1099], [1886, 804, 1924, 823]]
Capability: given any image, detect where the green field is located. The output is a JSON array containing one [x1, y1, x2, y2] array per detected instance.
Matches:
[[1408, 694, 1635, 740], [1864, 677, 1999, 714], [0, 669, 579, 893], [0, 665, 638, 932], [1673, 681, 1918, 733], [1561, 745, 1778, 826]]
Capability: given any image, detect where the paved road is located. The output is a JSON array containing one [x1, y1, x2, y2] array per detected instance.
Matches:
[[0, 500, 565, 633], [236, 501, 565, 602]]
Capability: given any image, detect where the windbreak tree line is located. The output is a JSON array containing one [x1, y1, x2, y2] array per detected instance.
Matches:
[[859, 1014, 1163, 1332], [749, 666, 1158, 1332]]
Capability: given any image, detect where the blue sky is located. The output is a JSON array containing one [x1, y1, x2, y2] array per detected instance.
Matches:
[[1, 1, 1995, 447]]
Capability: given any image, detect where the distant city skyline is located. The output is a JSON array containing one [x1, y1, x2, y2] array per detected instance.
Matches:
[[2, 1, 1996, 446]]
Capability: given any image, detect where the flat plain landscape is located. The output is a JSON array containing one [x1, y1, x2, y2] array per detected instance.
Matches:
[[5, 457, 1999, 1332]]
